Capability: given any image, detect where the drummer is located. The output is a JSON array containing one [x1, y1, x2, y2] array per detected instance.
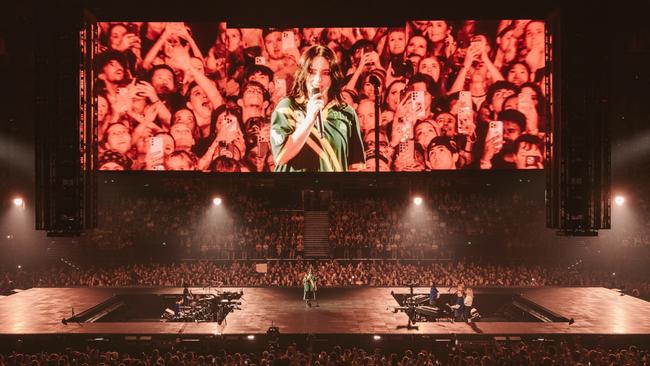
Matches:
[[183, 284, 193, 306]]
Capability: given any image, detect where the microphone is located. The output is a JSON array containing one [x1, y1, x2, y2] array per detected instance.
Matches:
[[311, 87, 324, 138], [368, 74, 381, 88]]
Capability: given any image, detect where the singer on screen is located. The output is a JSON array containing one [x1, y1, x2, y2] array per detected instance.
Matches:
[[270, 45, 365, 172]]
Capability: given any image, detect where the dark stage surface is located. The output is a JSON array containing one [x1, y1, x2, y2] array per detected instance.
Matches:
[[0, 287, 648, 336]]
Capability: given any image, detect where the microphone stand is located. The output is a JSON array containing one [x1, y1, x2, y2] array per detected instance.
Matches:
[[371, 79, 381, 172]]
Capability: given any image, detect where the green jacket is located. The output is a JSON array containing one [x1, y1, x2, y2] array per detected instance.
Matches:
[[271, 97, 365, 172], [303, 273, 316, 292]]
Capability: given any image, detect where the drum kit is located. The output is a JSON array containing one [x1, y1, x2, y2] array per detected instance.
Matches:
[[391, 285, 458, 327], [160, 291, 242, 323]]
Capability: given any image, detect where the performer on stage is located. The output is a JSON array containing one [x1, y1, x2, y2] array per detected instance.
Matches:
[[429, 282, 440, 307], [463, 287, 474, 321], [182, 284, 193, 306], [270, 45, 366, 172], [453, 290, 465, 321], [303, 268, 317, 307]]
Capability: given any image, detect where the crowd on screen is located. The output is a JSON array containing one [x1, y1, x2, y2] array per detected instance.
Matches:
[[1, 340, 649, 365], [95, 20, 548, 172], [3, 260, 648, 300]]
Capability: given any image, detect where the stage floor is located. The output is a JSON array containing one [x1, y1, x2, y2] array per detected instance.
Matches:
[[1, 287, 649, 336]]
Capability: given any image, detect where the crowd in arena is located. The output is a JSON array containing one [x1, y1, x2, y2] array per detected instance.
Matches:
[[95, 20, 548, 172], [80, 178, 650, 262], [87, 182, 304, 259], [2, 260, 648, 300], [1, 340, 649, 366], [3, 173, 649, 298], [73, 177, 553, 260], [327, 189, 545, 259]]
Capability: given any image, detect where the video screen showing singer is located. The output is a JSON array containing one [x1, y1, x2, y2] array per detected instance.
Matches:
[[270, 45, 366, 172]]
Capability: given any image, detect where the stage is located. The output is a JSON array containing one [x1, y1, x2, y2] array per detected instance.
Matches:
[[0, 287, 649, 337]]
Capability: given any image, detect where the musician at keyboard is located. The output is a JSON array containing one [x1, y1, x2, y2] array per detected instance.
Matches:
[[429, 282, 440, 308]]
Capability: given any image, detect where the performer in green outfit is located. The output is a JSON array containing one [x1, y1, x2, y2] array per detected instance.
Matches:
[[303, 268, 317, 307], [270, 45, 366, 172]]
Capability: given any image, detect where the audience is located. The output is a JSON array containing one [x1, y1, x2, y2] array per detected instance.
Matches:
[[86, 179, 304, 259], [2, 260, 648, 300], [1, 340, 649, 366], [70, 176, 552, 259], [328, 189, 544, 259], [75, 175, 650, 262]]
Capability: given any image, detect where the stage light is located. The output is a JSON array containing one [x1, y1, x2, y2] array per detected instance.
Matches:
[[614, 196, 625, 206], [213, 197, 222, 206], [13, 197, 24, 207], [413, 197, 423, 206], [17, 265, 21, 269], [373, 335, 381, 340], [247, 335, 255, 340]]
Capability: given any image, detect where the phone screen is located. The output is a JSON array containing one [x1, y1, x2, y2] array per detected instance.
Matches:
[[258, 141, 269, 160], [459, 91, 472, 109], [518, 94, 532, 112], [281, 31, 294, 52], [225, 115, 237, 134], [149, 136, 163, 155], [275, 79, 287, 97], [487, 121, 504, 146], [470, 36, 484, 53], [397, 117, 413, 142], [257, 130, 269, 143], [525, 155, 540, 167], [149, 136, 165, 171], [398, 140, 415, 159], [411, 91, 425, 118], [457, 107, 473, 135]]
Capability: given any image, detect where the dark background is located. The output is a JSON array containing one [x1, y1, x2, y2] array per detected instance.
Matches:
[[0, 0, 648, 219]]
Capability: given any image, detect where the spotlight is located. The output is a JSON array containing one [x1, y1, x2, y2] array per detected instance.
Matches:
[[614, 196, 625, 206], [413, 197, 423, 206], [13, 197, 24, 207], [213, 197, 222, 206], [247, 335, 255, 340], [373, 335, 381, 341]]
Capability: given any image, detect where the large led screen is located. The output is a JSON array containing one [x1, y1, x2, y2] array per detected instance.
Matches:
[[93, 20, 550, 172]]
